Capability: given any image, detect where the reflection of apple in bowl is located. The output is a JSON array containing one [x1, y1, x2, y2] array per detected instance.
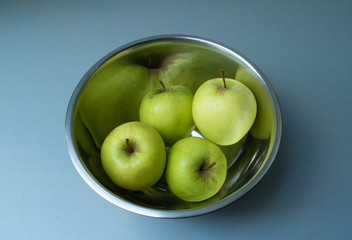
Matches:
[[65, 34, 282, 218]]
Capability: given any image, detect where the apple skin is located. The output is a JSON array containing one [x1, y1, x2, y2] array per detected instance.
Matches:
[[139, 85, 195, 146], [192, 78, 257, 146], [101, 121, 166, 191], [165, 137, 227, 202], [235, 67, 274, 140]]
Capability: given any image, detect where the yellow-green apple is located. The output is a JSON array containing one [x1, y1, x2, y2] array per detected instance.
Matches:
[[101, 121, 166, 191], [192, 70, 257, 146], [165, 137, 227, 202], [139, 81, 195, 146]]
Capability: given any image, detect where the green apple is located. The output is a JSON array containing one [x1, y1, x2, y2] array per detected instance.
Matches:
[[192, 70, 257, 146], [139, 81, 195, 146], [101, 121, 166, 191], [165, 137, 227, 202], [235, 66, 274, 140]]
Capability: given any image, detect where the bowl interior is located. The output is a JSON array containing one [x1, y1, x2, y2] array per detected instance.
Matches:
[[67, 36, 281, 216]]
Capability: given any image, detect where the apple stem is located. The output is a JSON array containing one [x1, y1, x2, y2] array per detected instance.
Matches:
[[202, 161, 216, 170], [125, 139, 134, 153], [220, 69, 226, 88], [159, 80, 167, 92]]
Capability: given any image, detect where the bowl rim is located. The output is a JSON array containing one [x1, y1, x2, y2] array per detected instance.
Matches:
[[65, 34, 282, 218]]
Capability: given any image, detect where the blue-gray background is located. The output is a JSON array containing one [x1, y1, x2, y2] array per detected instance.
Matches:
[[1, 0, 351, 239]]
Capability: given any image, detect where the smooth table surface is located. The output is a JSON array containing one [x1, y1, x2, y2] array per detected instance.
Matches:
[[1, 0, 351, 239]]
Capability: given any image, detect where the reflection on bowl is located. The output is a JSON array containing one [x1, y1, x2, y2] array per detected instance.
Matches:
[[65, 34, 282, 218]]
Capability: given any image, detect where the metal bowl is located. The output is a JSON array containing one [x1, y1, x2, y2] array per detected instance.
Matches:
[[65, 34, 282, 218]]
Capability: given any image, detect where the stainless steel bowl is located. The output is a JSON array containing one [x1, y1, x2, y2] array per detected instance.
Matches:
[[65, 34, 282, 218]]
